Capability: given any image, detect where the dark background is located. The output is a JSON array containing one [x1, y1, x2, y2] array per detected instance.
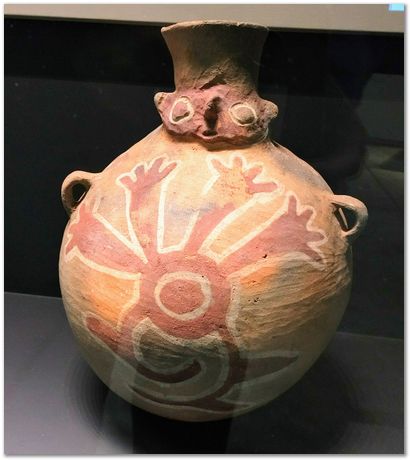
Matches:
[[4, 17, 404, 337]]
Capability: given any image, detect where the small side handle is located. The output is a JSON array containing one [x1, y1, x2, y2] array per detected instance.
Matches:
[[61, 171, 96, 216], [331, 194, 368, 243]]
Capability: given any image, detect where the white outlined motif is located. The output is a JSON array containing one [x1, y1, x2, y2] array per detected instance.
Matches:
[[154, 271, 212, 321], [215, 191, 328, 272], [130, 319, 230, 402], [169, 96, 195, 124], [64, 152, 328, 413], [229, 103, 257, 126]]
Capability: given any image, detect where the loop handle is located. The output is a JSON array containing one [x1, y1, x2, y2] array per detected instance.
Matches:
[[331, 194, 368, 243], [61, 171, 96, 215]]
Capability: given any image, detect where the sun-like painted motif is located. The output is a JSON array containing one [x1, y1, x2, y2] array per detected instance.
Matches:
[[64, 154, 327, 413]]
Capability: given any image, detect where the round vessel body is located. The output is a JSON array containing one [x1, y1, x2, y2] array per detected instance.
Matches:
[[60, 127, 354, 421], [59, 20, 367, 422]]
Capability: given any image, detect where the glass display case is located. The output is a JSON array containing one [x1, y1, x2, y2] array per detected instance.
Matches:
[[4, 4, 404, 454]]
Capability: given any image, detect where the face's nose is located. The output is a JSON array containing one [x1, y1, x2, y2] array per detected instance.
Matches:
[[203, 97, 221, 136]]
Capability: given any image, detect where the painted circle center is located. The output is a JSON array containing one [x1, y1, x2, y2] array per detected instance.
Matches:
[[160, 279, 204, 313], [154, 271, 212, 320]]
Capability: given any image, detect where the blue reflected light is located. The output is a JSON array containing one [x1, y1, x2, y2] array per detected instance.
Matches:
[[389, 4, 405, 11]]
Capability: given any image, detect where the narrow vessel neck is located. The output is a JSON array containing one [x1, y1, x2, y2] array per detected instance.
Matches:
[[161, 21, 269, 92]]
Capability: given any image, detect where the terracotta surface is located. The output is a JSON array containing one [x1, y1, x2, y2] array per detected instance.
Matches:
[[59, 21, 368, 422]]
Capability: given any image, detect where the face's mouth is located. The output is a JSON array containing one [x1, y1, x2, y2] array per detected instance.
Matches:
[[202, 128, 218, 137]]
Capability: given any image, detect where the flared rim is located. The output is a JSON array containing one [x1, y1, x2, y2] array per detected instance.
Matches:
[[161, 20, 268, 34]]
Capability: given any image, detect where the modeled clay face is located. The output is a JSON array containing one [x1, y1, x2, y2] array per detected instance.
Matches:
[[155, 84, 278, 145]]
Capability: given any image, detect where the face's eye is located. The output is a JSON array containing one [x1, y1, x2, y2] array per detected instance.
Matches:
[[229, 103, 257, 126], [169, 97, 194, 124]]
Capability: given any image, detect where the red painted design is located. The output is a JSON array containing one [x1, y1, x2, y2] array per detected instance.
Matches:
[[65, 204, 145, 274], [119, 157, 177, 258], [211, 156, 277, 194], [65, 155, 325, 412], [220, 195, 325, 274], [159, 279, 204, 315]]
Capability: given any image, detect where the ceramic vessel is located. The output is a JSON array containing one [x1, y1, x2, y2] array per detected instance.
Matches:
[[59, 21, 368, 422]]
